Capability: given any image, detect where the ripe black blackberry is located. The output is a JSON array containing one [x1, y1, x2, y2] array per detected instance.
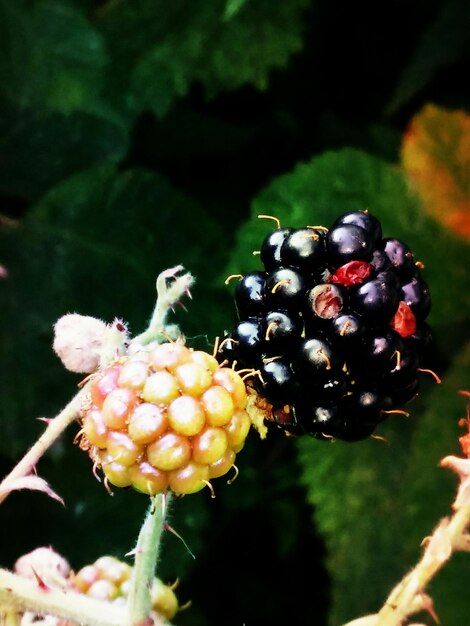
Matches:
[[219, 210, 437, 442]]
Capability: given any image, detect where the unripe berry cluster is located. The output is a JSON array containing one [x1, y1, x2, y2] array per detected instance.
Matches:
[[219, 211, 434, 441], [80, 342, 250, 495], [71, 555, 179, 620]]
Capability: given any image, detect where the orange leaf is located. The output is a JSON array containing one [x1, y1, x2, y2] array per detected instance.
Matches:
[[401, 104, 470, 241]]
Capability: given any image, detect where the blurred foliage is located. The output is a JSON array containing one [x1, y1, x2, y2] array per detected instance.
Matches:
[[0, 1, 469, 626], [401, 103, 470, 240]]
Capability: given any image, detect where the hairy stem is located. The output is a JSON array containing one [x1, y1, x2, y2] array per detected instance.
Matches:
[[0, 381, 92, 505], [127, 493, 173, 625]]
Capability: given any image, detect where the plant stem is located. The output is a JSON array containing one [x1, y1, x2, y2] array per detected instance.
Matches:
[[127, 493, 173, 625], [0, 568, 127, 626], [343, 504, 470, 626], [0, 381, 92, 506]]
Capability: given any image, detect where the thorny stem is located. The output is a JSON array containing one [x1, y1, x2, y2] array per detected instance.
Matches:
[[0, 380, 92, 506], [127, 494, 173, 624], [342, 504, 470, 626]]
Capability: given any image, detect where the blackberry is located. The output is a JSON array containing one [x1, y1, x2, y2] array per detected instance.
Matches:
[[80, 344, 251, 495], [221, 209, 437, 442]]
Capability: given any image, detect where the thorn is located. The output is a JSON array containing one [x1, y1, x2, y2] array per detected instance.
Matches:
[[185, 287, 193, 300], [37, 417, 52, 424], [258, 214, 281, 229], [178, 600, 193, 612], [163, 524, 196, 560], [31, 568, 50, 592], [177, 300, 188, 312], [458, 390, 470, 398]]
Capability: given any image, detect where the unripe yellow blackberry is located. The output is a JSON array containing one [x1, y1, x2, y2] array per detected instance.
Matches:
[[80, 342, 251, 495]]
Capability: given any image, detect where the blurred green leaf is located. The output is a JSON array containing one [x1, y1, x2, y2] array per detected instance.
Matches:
[[0, 0, 107, 113], [97, 0, 308, 117], [0, 102, 128, 200], [387, 0, 470, 115], [0, 165, 227, 457]]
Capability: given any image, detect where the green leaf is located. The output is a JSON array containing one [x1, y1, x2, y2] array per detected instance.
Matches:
[[97, 0, 308, 117], [0, 165, 227, 457], [387, 0, 470, 115], [0, 102, 128, 200], [0, 0, 107, 113]]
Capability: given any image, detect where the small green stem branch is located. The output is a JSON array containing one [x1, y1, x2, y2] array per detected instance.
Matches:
[[131, 266, 194, 348], [0, 568, 128, 626], [127, 494, 173, 625], [342, 504, 470, 626], [0, 381, 92, 506]]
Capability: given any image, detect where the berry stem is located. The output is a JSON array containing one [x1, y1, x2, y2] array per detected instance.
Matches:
[[0, 567, 128, 626], [127, 493, 173, 624], [0, 380, 93, 506]]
